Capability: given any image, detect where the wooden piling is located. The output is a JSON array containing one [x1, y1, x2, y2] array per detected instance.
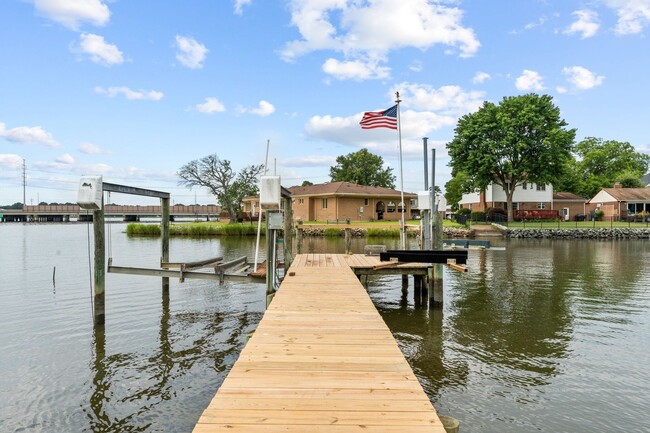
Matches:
[[161, 197, 170, 292], [283, 196, 294, 270], [344, 227, 352, 254], [296, 227, 303, 254], [429, 212, 444, 307], [93, 198, 105, 326]]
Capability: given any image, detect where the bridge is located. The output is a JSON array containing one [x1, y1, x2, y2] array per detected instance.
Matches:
[[0, 204, 221, 222], [192, 253, 449, 432]]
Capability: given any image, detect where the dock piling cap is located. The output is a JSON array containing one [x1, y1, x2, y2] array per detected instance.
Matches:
[[438, 415, 460, 433]]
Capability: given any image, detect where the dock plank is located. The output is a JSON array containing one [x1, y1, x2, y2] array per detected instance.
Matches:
[[192, 253, 446, 433]]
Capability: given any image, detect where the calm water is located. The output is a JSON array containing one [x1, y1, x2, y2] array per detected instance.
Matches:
[[1, 224, 649, 433]]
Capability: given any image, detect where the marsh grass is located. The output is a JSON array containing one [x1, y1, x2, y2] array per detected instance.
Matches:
[[127, 222, 263, 237]]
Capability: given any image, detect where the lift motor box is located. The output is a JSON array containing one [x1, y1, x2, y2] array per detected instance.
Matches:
[[77, 176, 103, 210], [260, 175, 281, 210]]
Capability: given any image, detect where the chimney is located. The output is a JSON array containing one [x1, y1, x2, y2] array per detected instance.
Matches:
[[613, 182, 622, 189]]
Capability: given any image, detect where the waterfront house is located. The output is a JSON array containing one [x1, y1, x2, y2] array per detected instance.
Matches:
[[289, 182, 416, 223], [459, 182, 554, 213], [553, 192, 588, 221], [588, 184, 650, 220]]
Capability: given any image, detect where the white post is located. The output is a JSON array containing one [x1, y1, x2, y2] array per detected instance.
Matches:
[[396, 91, 406, 250]]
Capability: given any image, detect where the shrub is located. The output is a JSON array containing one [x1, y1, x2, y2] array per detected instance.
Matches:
[[323, 228, 342, 237], [457, 207, 471, 215], [470, 211, 486, 222], [594, 210, 604, 221]]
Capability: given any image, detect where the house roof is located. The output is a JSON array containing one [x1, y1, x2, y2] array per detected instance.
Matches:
[[553, 192, 587, 201], [288, 182, 416, 198], [589, 187, 650, 203]]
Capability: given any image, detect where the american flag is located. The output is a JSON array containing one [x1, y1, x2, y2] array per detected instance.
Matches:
[[359, 104, 398, 130]]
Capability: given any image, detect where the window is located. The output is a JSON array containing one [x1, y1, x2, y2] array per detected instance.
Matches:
[[536, 184, 546, 191], [537, 202, 546, 209], [364, 198, 369, 206], [322, 198, 328, 209], [522, 182, 528, 190], [298, 198, 304, 205], [512, 202, 519, 211], [387, 201, 396, 213]]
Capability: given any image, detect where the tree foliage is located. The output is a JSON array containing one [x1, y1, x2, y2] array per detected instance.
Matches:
[[177, 154, 264, 223], [447, 93, 575, 221], [559, 137, 650, 198], [329, 148, 395, 188], [444, 171, 470, 211]]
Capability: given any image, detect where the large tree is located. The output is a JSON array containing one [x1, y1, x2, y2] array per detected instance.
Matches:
[[566, 137, 650, 198], [447, 93, 576, 222], [329, 148, 396, 188], [177, 154, 264, 223], [444, 171, 470, 211]]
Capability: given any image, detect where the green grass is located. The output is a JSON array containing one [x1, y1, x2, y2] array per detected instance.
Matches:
[[323, 228, 343, 237], [127, 222, 264, 237]]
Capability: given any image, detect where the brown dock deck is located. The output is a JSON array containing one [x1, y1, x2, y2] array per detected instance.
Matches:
[[193, 253, 446, 432]]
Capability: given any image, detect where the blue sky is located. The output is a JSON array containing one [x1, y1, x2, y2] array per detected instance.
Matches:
[[1, 0, 649, 206]]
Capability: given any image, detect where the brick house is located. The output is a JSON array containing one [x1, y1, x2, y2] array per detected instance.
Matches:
[[289, 182, 416, 222], [553, 192, 588, 221], [459, 182, 553, 213], [588, 184, 650, 220]]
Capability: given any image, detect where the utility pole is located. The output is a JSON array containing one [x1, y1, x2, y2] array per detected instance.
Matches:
[[22, 159, 26, 209]]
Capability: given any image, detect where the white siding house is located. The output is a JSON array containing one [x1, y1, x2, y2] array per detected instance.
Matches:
[[459, 182, 553, 212]]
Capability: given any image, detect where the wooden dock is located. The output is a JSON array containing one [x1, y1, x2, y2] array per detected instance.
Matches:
[[193, 253, 447, 432]]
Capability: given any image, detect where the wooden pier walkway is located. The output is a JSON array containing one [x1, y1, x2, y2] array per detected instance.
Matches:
[[193, 253, 446, 432]]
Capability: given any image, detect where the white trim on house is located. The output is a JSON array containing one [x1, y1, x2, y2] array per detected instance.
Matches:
[[459, 182, 553, 206]]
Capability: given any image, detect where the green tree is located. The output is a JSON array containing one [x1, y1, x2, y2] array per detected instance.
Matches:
[[177, 154, 264, 223], [444, 171, 470, 211], [301, 180, 313, 186], [447, 94, 575, 222], [330, 148, 395, 188], [570, 137, 650, 197]]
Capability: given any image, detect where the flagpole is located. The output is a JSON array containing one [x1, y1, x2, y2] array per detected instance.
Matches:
[[396, 91, 406, 250]]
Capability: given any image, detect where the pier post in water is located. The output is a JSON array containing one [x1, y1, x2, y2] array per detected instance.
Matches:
[[161, 197, 170, 292], [93, 197, 105, 326]]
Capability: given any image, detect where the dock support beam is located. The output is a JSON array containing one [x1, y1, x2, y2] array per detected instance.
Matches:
[[161, 197, 170, 292], [344, 228, 352, 254], [93, 197, 105, 326], [429, 213, 444, 307], [283, 196, 293, 270]]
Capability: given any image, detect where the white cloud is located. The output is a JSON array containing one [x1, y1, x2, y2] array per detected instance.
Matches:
[[304, 109, 454, 156], [94, 86, 164, 101], [564, 10, 600, 39], [472, 71, 491, 84], [515, 69, 545, 91], [76, 33, 123, 65], [0, 154, 24, 169], [194, 97, 226, 114], [409, 60, 423, 72], [175, 35, 208, 69], [562, 66, 605, 91], [78, 142, 105, 154], [604, 0, 650, 34], [239, 100, 275, 116], [322, 58, 390, 80], [0, 122, 60, 147], [234, 0, 251, 15], [281, 0, 480, 66], [392, 82, 485, 115], [33, 0, 110, 30], [56, 153, 75, 164]]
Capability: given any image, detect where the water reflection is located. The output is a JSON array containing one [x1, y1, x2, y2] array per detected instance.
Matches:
[[84, 284, 262, 433]]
